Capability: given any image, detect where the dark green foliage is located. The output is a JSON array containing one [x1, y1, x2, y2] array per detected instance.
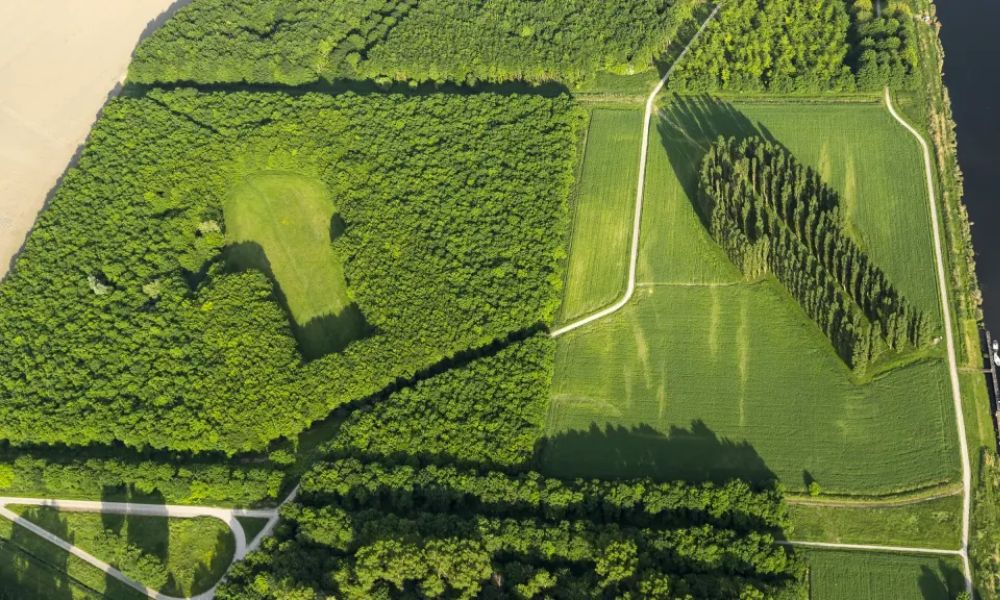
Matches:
[[850, 1, 918, 91], [128, 0, 699, 85], [0, 90, 581, 453], [0, 451, 282, 505], [329, 334, 553, 468], [698, 136, 929, 368], [216, 458, 805, 599], [668, 0, 917, 93]]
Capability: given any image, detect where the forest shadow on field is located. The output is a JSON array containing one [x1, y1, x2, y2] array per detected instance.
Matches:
[[539, 420, 777, 488], [0, 508, 74, 600], [917, 561, 965, 600], [225, 240, 374, 360], [657, 94, 780, 226]]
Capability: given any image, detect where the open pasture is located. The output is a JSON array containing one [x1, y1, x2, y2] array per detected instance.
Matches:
[[544, 98, 959, 495], [803, 549, 965, 600], [559, 108, 644, 323], [225, 171, 369, 358]]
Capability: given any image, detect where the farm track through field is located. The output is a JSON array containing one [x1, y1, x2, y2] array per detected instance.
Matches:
[[549, 4, 722, 338], [884, 87, 972, 597], [0, 7, 973, 600]]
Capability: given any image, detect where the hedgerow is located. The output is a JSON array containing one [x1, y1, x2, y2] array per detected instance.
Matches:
[[697, 136, 929, 368], [128, 0, 699, 86], [0, 90, 581, 453]]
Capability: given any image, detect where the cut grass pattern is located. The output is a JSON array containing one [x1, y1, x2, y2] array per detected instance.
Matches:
[[803, 549, 965, 600]]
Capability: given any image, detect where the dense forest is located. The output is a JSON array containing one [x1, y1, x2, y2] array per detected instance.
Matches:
[[0, 89, 581, 453], [698, 136, 929, 368], [129, 0, 699, 86], [329, 334, 554, 469], [668, 0, 918, 92], [217, 458, 804, 599]]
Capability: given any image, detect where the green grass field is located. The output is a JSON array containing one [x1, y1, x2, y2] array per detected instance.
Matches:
[[224, 171, 369, 358], [11, 508, 233, 597], [803, 549, 965, 600], [0, 520, 143, 600], [559, 109, 644, 322], [544, 98, 960, 495], [788, 495, 962, 548]]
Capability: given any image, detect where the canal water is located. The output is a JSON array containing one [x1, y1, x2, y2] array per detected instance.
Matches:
[[936, 0, 1000, 331]]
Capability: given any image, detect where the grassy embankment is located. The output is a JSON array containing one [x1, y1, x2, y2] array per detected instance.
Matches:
[[544, 99, 960, 498]]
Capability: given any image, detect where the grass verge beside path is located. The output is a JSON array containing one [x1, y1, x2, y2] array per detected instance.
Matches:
[[803, 548, 966, 600], [789, 495, 961, 549], [10, 507, 233, 598], [558, 109, 644, 324], [0, 523, 143, 600]]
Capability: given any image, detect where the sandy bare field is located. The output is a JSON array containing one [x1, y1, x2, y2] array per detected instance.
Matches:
[[0, 0, 185, 279]]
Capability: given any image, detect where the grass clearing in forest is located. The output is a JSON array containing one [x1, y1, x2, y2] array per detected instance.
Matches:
[[543, 97, 960, 496], [224, 171, 370, 358], [803, 549, 965, 600], [11, 507, 234, 597], [559, 108, 644, 323]]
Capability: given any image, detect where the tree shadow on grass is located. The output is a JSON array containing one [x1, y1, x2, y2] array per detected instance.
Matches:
[[225, 241, 374, 360], [0, 508, 75, 600], [539, 419, 777, 488], [656, 94, 780, 225], [917, 561, 966, 600]]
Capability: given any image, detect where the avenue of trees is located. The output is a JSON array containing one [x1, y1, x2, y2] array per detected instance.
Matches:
[[0, 89, 581, 453], [698, 136, 928, 368], [129, 0, 699, 85], [216, 459, 804, 599], [669, 0, 918, 93]]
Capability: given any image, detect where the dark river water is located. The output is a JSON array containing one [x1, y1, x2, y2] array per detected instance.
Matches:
[[936, 0, 1000, 332]]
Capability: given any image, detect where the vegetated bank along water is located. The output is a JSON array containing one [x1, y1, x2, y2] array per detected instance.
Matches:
[[936, 1, 1000, 331]]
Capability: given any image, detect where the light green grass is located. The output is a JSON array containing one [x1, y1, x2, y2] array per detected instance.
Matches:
[[803, 549, 965, 600], [224, 171, 369, 358], [11, 508, 233, 597], [559, 109, 644, 323], [788, 495, 962, 548], [543, 98, 960, 495]]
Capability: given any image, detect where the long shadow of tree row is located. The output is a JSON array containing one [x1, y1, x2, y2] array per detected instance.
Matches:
[[538, 419, 777, 488]]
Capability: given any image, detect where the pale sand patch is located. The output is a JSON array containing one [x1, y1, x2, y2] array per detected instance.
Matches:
[[0, 0, 187, 279]]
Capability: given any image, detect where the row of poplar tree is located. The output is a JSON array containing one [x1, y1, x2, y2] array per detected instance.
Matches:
[[698, 136, 929, 369]]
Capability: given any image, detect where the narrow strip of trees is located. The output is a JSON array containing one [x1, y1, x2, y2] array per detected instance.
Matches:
[[698, 136, 929, 368]]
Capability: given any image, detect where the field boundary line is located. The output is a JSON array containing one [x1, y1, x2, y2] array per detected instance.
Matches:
[[786, 486, 961, 508], [780, 539, 962, 556], [884, 87, 972, 597], [550, 3, 722, 338]]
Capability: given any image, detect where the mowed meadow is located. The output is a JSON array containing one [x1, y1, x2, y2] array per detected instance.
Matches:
[[559, 108, 644, 323], [544, 98, 960, 495]]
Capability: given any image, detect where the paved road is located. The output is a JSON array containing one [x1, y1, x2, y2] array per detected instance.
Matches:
[[550, 4, 723, 338], [884, 87, 973, 597]]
